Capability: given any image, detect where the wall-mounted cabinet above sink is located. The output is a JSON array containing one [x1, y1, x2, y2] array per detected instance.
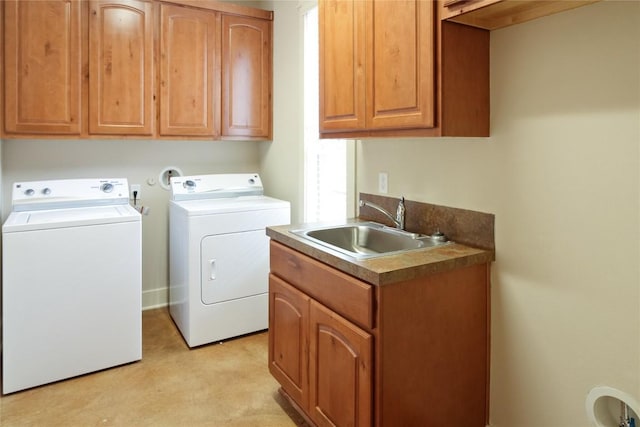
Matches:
[[318, 0, 490, 139], [318, 0, 600, 140]]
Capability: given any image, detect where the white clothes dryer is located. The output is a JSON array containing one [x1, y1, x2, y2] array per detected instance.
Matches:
[[2, 178, 142, 394], [169, 173, 290, 347]]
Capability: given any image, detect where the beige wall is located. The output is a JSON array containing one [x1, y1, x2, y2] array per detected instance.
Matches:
[[265, 0, 640, 426], [259, 0, 305, 222], [359, 3, 639, 427], [1, 139, 260, 308]]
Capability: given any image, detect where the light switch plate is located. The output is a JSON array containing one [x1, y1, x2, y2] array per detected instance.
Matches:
[[378, 172, 388, 194]]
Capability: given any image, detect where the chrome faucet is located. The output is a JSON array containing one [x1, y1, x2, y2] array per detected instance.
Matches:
[[359, 197, 405, 230]]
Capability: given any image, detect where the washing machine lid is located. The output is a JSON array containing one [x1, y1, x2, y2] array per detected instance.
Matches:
[[2, 204, 140, 232], [170, 173, 264, 201], [171, 195, 290, 216]]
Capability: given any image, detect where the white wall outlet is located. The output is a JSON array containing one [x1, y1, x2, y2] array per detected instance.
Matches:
[[378, 172, 388, 194], [130, 184, 141, 201]]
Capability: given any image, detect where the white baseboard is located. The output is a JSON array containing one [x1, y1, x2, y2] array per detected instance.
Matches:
[[142, 287, 168, 311]]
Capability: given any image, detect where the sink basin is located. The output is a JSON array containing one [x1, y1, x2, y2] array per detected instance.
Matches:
[[291, 222, 449, 259]]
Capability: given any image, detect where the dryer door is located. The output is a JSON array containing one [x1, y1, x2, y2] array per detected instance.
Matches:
[[200, 229, 269, 304]]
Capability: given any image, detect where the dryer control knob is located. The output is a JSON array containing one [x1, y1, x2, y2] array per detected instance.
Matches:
[[183, 180, 196, 189], [100, 183, 114, 193], [42, 188, 52, 195], [24, 188, 35, 196]]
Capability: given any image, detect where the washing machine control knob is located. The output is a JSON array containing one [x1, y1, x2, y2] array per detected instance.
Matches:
[[42, 188, 52, 195], [100, 183, 114, 193], [24, 188, 35, 196], [183, 180, 196, 189]]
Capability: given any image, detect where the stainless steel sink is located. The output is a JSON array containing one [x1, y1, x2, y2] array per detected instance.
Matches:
[[291, 222, 449, 259]]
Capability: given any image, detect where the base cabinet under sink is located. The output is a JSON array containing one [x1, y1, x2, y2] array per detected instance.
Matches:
[[268, 241, 490, 427], [269, 275, 373, 427]]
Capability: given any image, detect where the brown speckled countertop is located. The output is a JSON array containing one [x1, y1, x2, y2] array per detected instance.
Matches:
[[267, 219, 494, 286]]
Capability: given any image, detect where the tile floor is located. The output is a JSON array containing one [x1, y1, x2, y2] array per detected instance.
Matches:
[[0, 308, 308, 426]]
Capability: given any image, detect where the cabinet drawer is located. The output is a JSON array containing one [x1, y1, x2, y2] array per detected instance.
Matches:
[[270, 241, 374, 330]]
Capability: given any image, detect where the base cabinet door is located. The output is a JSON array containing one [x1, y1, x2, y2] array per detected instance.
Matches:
[[269, 273, 373, 427], [309, 300, 373, 427], [269, 274, 309, 409]]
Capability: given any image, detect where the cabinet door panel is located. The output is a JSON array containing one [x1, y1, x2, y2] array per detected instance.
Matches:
[[319, 0, 366, 132], [89, 0, 153, 135], [160, 4, 219, 136], [309, 300, 372, 427], [269, 275, 309, 409], [4, 0, 81, 134], [221, 15, 271, 139], [368, 0, 435, 129]]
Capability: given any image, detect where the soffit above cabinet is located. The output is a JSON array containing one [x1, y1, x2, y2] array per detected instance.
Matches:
[[441, 0, 600, 30]]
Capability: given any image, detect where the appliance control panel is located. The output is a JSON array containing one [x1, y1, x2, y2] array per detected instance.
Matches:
[[11, 178, 130, 211], [170, 173, 264, 201]]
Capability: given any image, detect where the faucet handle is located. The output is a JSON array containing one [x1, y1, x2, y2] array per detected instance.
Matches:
[[396, 197, 405, 230]]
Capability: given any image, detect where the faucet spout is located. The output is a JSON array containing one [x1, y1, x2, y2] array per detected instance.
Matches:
[[359, 197, 406, 230]]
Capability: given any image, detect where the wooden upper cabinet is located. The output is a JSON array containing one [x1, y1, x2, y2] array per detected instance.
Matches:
[[4, 0, 82, 135], [159, 3, 219, 137], [2, 0, 272, 140], [367, 0, 434, 130], [221, 14, 272, 140], [320, 0, 435, 134], [319, 0, 366, 132], [89, 0, 154, 135], [320, 0, 489, 138]]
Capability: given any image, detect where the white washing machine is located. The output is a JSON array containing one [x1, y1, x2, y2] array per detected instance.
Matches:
[[169, 173, 290, 347], [2, 178, 142, 394]]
